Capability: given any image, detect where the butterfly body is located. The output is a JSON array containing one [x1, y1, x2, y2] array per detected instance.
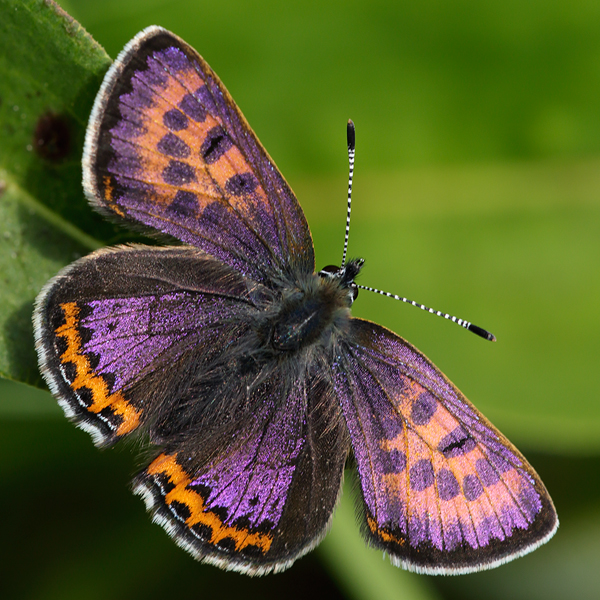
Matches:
[[260, 263, 357, 354], [33, 26, 557, 576]]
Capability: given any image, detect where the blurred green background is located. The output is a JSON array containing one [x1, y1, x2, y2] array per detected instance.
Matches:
[[1, 0, 599, 598]]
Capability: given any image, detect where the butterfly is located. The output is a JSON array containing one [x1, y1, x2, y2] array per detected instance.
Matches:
[[33, 26, 558, 576]]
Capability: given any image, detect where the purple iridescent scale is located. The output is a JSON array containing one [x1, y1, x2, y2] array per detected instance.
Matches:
[[333, 318, 544, 561], [86, 33, 314, 285], [81, 292, 234, 392], [190, 381, 307, 529]]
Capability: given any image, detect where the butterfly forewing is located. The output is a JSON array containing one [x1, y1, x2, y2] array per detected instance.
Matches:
[[333, 318, 558, 574], [83, 27, 314, 285], [34, 246, 263, 446]]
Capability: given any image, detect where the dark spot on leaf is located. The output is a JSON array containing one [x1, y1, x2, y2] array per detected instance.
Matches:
[[34, 112, 71, 162]]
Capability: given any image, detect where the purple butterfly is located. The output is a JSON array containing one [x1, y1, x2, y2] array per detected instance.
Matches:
[[33, 26, 557, 575]]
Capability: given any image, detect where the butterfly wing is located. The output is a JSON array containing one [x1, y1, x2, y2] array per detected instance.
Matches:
[[83, 26, 314, 285], [134, 352, 349, 574], [333, 318, 558, 574], [33, 245, 266, 447], [34, 246, 349, 572]]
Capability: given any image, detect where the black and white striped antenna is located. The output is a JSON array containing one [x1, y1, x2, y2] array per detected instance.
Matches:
[[341, 120, 355, 268], [342, 119, 496, 342]]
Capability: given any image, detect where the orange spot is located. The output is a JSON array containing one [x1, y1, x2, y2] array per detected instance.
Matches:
[[403, 380, 424, 403], [366, 515, 405, 546], [147, 454, 273, 553], [380, 433, 405, 453], [389, 379, 425, 414], [103, 175, 113, 201], [56, 302, 140, 436], [102, 175, 125, 217]]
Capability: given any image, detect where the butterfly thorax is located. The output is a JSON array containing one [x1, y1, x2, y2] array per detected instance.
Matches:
[[265, 259, 364, 353]]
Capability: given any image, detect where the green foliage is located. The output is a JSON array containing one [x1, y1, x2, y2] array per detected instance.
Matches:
[[0, 0, 115, 385]]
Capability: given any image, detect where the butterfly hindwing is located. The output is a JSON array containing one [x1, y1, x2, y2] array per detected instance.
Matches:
[[333, 318, 558, 574], [33, 245, 264, 446], [134, 354, 349, 574], [83, 26, 314, 285]]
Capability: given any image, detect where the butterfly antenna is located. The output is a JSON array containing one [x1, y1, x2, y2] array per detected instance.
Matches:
[[356, 283, 496, 341], [342, 120, 493, 341], [341, 119, 356, 267]]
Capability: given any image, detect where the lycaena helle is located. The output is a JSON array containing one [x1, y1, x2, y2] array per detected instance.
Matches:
[[33, 26, 558, 575]]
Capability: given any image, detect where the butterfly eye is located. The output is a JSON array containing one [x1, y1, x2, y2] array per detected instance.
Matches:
[[318, 264, 360, 306], [318, 265, 341, 279]]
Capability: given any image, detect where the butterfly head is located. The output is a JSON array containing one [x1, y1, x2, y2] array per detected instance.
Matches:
[[318, 258, 365, 306]]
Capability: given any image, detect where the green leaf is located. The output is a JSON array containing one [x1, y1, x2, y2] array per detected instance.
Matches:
[[0, 0, 115, 234], [0, 376, 61, 416], [0, 0, 112, 385], [0, 177, 97, 386]]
